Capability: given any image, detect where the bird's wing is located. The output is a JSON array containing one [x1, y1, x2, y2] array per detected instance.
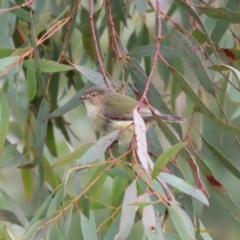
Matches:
[[105, 102, 186, 123], [101, 90, 186, 123], [104, 103, 154, 121], [102, 92, 137, 120]]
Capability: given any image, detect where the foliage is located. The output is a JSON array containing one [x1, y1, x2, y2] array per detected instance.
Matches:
[[0, 0, 240, 239]]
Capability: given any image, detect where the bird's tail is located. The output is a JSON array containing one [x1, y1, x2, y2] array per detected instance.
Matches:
[[159, 113, 186, 123]]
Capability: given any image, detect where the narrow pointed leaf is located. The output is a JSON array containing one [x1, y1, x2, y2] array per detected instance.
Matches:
[[0, 56, 18, 71], [52, 143, 93, 168], [168, 203, 195, 240], [142, 196, 165, 240], [168, 65, 240, 133], [76, 130, 119, 167], [160, 172, 209, 206], [115, 180, 139, 240], [197, 129, 240, 180], [80, 213, 98, 240], [23, 59, 74, 72], [198, 6, 240, 23], [1, 189, 28, 228], [152, 142, 188, 179], [19, 99, 50, 168], [0, 90, 9, 154]]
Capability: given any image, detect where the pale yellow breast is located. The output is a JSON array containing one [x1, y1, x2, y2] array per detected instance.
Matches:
[[84, 101, 106, 131]]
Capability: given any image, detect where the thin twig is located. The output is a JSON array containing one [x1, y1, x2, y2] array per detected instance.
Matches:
[[46, 0, 80, 96], [89, 0, 109, 88], [105, 0, 125, 90], [137, 0, 162, 108], [0, 17, 70, 78]]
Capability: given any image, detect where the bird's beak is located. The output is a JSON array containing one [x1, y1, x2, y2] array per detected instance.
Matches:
[[80, 95, 87, 100]]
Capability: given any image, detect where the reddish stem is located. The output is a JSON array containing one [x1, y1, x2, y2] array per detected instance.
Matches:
[[137, 0, 162, 108], [89, 0, 109, 88]]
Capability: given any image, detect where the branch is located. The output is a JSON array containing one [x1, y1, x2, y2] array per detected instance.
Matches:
[[89, 0, 109, 88], [137, 0, 162, 108], [105, 0, 125, 90], [46, 0, 80, 97]]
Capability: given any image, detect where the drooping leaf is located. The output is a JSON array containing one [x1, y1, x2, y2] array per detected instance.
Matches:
[[80, 213, 98, 240], [82, 7, 102, 60], [0, 189, 29, 228], [0, 90, 9, 154], [168, 203, 195, 240], [152, 142, 188, 179], [52, 143, 93, 168], [142, 196, 165, 239], [160, 172, 209, 206], [115, 180, 139, 240], [19, 99, 50, 168], [198, 6, 240, 23], [23, 59, 74, 73]]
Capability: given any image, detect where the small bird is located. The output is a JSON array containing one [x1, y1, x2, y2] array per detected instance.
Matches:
[[80, 85, 186, 142]]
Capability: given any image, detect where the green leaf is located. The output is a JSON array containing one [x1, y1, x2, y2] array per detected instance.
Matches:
[[23, 221, 45, 240], [198, 6, 240, 23], [87, 173, 107, 199], [86, 164, 110, 200], [111, 177, 127, 207], [80, 213, 98, 240], [165, 234, 182, 240], [169, 30, 215, 95], [168, 204, 195, 240], [192, 29, 208, 44], [47, 186, 65, 215], [195, 153, 240, 222], [9, 1, 36, 22], [42, 157, 60, 190], [0, 189, 29, 228], [0, 48, 15, 59], [115, 180, 139, 240], [209, 64, 240, 86], [174, 0, 219, 60], [0, 90, 9, 154], [103, 216, 120, 240], [105, 167, 133, 181], [146, 126, 163, 156], [0, 209, 22, 226], [210, 21, 229, 44], [21, 169, 33, 201], [11, 46, 32, 56], [0, 141, 29, 167], [142, 196, 165, 240], [152, 142, 188, 179], [23, 59, 74, 72], [52, 143, 93, 168], [160, 172, 209, 206], [111, 0, 127, 26], [76, 130, 119, 167], [82, 8, 102, 59], [128, 45, 181, 59], [26, 67, 37, 101], [169, 65, 240, 134], [89, 200, 108, 210], [134, 0, 147, 14], [74, 65, 127, 89], [197, 129, 240, 180], [19, 99, 50, 168], [63, 205, 73, 240], [0, 56, 18, 72]]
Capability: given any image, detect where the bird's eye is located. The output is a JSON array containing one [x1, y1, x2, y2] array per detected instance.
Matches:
[[92, 93, 96, 97]]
